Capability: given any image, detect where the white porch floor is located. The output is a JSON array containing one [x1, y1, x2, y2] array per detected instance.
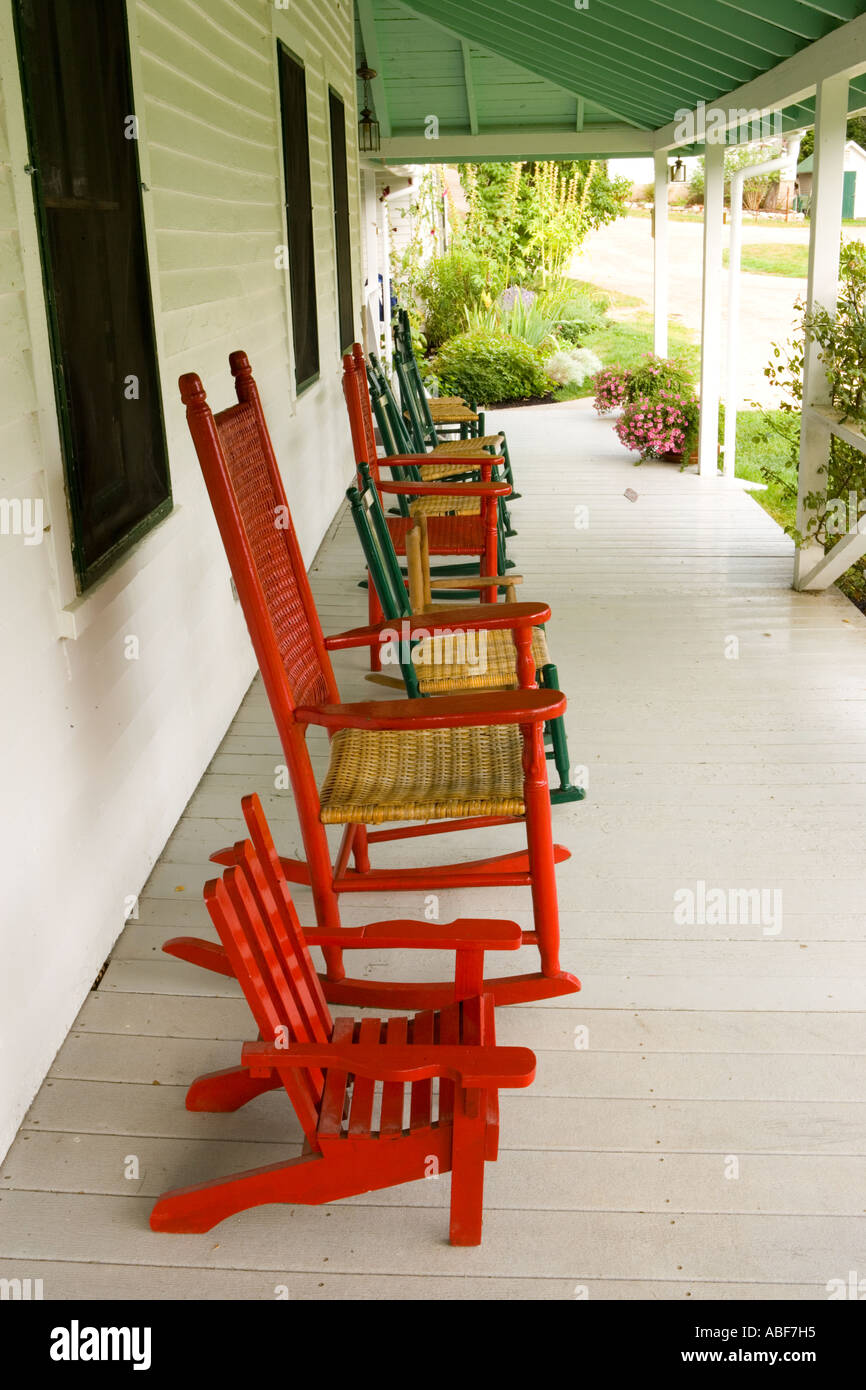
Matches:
[[3, 400, 866, 1300]]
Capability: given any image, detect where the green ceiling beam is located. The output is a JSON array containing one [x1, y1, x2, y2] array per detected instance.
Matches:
[[798, 0, 863, 17], [591, 0, 788, 74], [414, 0, 753, 105], [715, 0, 836, 40], [576, 96, 584, 133], [399, 0, 684, 123], [643, 0, 809, 57], [393, 0, 659, 126]]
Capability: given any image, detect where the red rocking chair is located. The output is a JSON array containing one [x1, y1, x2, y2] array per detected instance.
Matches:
[[342, 343, 508, 606], [151, 795, 536, 1245], [173, 350, 578, 1009]]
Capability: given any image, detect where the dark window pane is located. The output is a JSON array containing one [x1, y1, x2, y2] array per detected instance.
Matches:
[[328, 89, 354, 352], [278, 45, 319, 390], [14, 0, 170, 589]]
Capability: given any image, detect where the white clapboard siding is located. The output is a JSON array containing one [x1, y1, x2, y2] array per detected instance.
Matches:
[[0, 0, 361, 1162]]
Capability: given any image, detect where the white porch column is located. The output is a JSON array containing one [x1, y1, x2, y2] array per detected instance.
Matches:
[[794, 73, 849, 589], [653, 149, 669, 358], [698, 139, 725, 478]]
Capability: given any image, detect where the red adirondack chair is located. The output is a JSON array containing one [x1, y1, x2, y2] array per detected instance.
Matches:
[[342, 343, 506, 606], [151, 794, 536, 1244], [174, 350, 578, 1009]]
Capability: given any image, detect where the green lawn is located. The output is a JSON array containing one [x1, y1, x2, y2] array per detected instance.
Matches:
[[626, 207, 807, 229], [727, 408, 798, 530], [722, 243, 808, 277], [552, 306, 699, 402]]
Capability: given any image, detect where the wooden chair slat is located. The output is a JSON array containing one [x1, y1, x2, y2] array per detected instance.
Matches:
[[409, 1009, 434, 1130], [380, 1016, 409, 1135], [437, 1001, 461, 1128], [317, 1016, 355, 1140], [347, 1017, 383, 1136], [204, 872, 323, 1139], [241, 795, 332, 1040]]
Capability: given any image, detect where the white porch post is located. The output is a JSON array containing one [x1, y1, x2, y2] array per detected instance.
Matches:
[[793, 73, 849, 589], [653, 149, 669, 358], [381, 199, 393, 367], [698, 139, 725, 478]]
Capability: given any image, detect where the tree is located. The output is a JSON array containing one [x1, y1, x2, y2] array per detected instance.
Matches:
[[688, 140, 782, 209], [798, 115, 866, 164], [457, 160, 629, 283]]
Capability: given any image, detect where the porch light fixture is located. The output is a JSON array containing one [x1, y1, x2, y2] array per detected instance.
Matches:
[[357, 62, 380, 153], [670, 157, 686, 183]]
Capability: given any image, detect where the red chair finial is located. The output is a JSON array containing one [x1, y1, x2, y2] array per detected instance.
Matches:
[[179, 372, 207, 407]]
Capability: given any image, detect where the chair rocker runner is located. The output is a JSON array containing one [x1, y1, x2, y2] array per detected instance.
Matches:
[[175, 350, 578, 1008], [347, 465, 585, 805], [151, 794, 536, 1244]]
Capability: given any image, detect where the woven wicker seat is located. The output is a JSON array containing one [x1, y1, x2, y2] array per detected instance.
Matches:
[[428, 402, 479, 423], [319, 724, 525, 824], [410, 493, 481, 518], [387, 513, 489, 554], [428, 436, 504, 457], [415, 461, 478, 481], [413, 625, 550, 694]]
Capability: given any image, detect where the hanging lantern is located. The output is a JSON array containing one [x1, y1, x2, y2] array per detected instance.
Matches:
[[357, 62, 380, 153], [670, 157, 686, 183]]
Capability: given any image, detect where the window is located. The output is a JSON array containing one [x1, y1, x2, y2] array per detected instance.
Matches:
[[14, 0, 170, 591], [277, 44, 319, 391], [328, 89, 354, 352]]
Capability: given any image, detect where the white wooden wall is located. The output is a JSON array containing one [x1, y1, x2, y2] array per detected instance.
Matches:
[[0, 0, 361, 1161]]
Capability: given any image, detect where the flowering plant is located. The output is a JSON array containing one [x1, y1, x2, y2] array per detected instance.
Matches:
[[614, 390, 699, 460], [625, 353, 694, 404], [592, 367, 627, 413], [500, 285, 536, 311], [545, 346, 603, 387]]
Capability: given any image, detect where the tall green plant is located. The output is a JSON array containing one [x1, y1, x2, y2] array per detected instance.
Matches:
[[760, 240, 866, 555]]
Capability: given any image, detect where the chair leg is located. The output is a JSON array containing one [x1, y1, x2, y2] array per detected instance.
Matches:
[[151, 1153, 330, 1234], [353, 824, 371, 873], [522, 721, 563, 976], [449, 1088, 487, 1246], [185, 1065, 282, 1112], [368, 572, 383, 672], [542, 662, 586, 804]]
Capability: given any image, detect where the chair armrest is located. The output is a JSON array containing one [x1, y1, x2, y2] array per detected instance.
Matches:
[[295, 688, 565, 731], [242, 1041, 537, 1089], [388, 453, 483, 467], [378, 479, 511, 498], [323, 600, 550, 651], [303, 918, 522, 951]]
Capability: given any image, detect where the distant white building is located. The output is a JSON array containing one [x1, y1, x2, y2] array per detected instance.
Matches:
[[797, 140, 866, 218]]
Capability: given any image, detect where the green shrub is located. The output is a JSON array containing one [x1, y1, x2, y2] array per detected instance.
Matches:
[[434, 329, 550, 404], [416, 247, 502, 349]]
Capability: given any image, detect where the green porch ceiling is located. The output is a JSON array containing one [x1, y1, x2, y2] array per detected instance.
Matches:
[[355, 0, 866, 158]]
